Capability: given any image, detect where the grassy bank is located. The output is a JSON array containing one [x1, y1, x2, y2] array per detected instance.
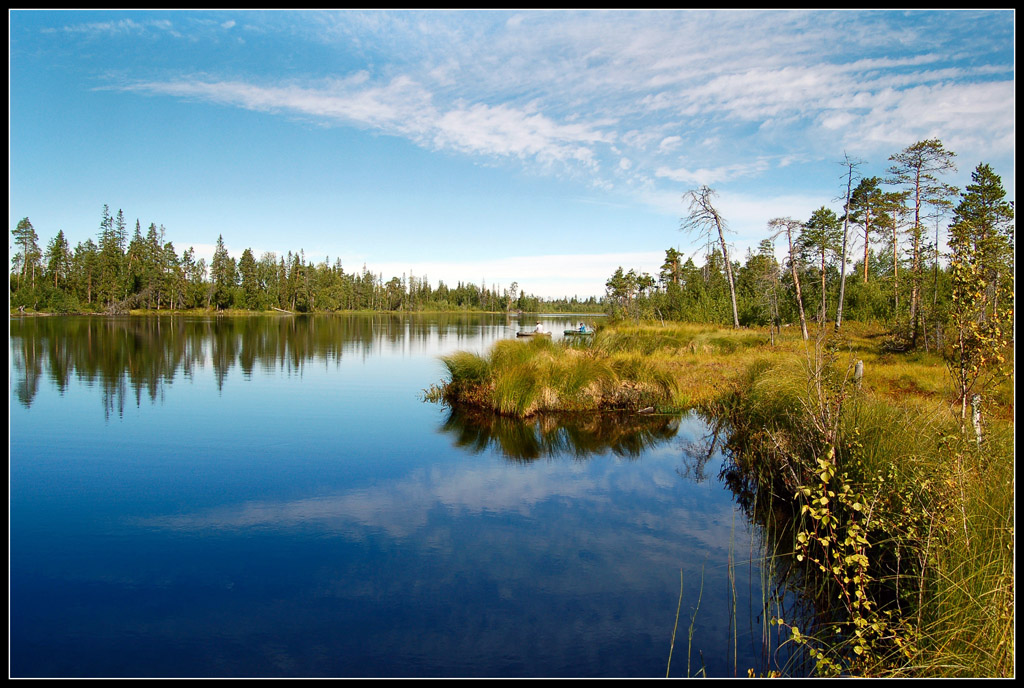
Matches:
[[716, 327, 1013, 677], [429, 320, 1014, 677]]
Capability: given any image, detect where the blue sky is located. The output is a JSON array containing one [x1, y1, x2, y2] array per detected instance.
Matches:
[[9, 10, 1015, 299]]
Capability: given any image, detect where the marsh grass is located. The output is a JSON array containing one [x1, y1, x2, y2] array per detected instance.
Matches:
[[908, 422, 1015, 677], [432, 320, 1013, 676], [718, 326, 1014, 677], [438, 331, 686, 416]]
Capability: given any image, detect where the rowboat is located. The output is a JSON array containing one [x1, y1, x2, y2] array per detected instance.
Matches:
[[516, 331, 551, 337], [563, 329, 593, 336]]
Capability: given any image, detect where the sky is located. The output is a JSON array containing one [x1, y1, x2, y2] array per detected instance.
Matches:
[[8, 9, 1015, 299]]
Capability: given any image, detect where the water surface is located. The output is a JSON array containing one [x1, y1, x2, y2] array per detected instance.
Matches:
[[10, 314, 805, 678]]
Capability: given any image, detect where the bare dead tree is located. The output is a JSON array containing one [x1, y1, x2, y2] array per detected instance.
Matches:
[[835, 153, 863, 331], [681, 186, 740, 328], [769, 217, 809, 341]]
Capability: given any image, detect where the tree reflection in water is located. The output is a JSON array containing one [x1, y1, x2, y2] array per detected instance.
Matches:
[[438, 405, 683, 462]]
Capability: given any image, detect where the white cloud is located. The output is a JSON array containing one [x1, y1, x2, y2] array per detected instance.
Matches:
[[135, 461, 600, 537], [654, 159, 772, 186], [123, 76, 615, 171], [657, 136, 681, 152], [108, 11, 1012, 220], [431, 101, 612, 164]]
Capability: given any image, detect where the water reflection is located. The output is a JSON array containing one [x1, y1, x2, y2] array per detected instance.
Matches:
[[439, 406, 683, 461], [10, 313, 811, 678], [9, 314, 529, 415]]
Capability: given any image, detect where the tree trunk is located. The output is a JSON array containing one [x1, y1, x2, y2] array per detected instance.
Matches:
[[787, 225, 808, 341], [820, 248, 827, 325], [892, 221, 900, 316], [910, 168, 922, 347], [863, 210, 872, 283], [836, 165, 854, 330], [716, 222, 740, 328]]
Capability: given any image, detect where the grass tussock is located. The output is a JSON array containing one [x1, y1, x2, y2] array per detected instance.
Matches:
[[437, 329, 686, 416]]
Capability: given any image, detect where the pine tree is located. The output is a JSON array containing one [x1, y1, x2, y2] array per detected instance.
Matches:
[[945, 165, 1014, 434], [209, 235, 234, 310], [239, 248, 260, 310], [659, 248, 683, 287], [800, 207, 843, 325], [888, 139, 957, 347], [45, 230, 71, 290], [144, 223, 164, 308], [949, 163, 1014, 323], [12, 217, 42, 289], [96, 205, 124, 307]]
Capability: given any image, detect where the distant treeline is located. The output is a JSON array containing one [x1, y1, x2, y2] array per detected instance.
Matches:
[[10, 139, 1013, 340], [604, 145, 1013, 352], [9, 208, 602, 315]]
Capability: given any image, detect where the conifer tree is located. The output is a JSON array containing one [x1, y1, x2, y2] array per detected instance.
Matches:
[[800, 207, 843, 325], [888, 139, 957, 347], [945, 165, 1014, 434], [12, 217, 41, 290], [949, 163, 1014, 323], [45, 230, 71, 290]]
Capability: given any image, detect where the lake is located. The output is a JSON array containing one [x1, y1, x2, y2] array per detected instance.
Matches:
[[9, 314, 808, 678]]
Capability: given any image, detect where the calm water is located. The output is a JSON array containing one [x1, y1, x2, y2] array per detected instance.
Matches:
[[10, 314, 806, 678]]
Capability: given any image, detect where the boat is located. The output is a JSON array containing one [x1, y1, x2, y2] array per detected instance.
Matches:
[[563, 329, 593, 336], [517, 331, 551, 337]]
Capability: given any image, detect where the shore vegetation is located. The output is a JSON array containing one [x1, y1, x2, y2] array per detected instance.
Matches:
[[427, 317, 1013, 677]]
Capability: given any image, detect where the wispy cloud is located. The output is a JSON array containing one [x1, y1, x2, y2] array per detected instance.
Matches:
[[43, 17, 176, 37], [81, 10, 1013, 222], [121, 75, 617, 172], [135, 461, 601, 538], [654, 159, 774, 187]]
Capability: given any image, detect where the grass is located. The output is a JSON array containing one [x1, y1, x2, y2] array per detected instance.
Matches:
[[430, 318, 1014, 677], [711, 324, 1013, 677], [438, 334, 683, 417]]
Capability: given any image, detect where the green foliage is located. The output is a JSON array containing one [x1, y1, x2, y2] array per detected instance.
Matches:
[[12, 206, 598, 315], [944, 163, 1014, 431], [721, 323, 1013, 677]]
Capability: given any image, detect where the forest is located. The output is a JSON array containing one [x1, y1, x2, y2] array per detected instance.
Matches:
[[9, 213, 599, 316], [603, 141, 1013, 354], [10, 139, 1014, 356]]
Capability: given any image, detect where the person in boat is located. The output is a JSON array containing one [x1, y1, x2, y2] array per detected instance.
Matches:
[[578, 322, 587, 333], [534, 321, 545, 334]]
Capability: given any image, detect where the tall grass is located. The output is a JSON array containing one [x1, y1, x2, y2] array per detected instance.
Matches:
[[438, 332, 684, 416], [718, 328, 1014, 677], [432, 320, 1013, 675]]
